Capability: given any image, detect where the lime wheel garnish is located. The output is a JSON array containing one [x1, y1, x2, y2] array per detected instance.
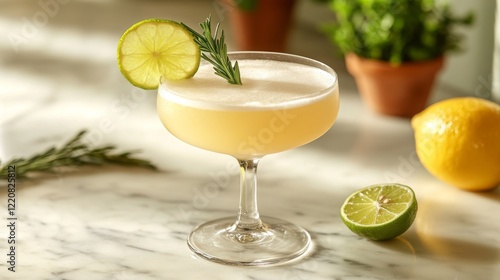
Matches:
[[117, 19, 200, 89]]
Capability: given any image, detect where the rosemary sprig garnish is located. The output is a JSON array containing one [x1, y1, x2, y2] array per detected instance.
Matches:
[[181, 16, 242, 85], [0, 130, 157, 180]]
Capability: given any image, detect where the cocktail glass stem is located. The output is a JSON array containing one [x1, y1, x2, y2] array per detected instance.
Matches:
[[235, 158, 262, 231]]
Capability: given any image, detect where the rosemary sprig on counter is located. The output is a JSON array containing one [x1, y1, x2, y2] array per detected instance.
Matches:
[[182, 16, 242, 85], [0, 130, 157, 180]]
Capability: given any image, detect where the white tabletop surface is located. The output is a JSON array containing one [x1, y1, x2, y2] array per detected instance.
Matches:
[[1, 1, 499, 279]]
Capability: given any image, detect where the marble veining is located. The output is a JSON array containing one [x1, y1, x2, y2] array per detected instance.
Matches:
[[1, 98, 499, 279]]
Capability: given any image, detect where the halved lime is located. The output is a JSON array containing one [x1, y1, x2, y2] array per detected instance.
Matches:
[[340, 183, 418, 241], [117, 19, 200, 90]]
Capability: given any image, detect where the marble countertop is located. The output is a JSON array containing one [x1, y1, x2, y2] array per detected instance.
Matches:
[[1, 1, 500, 279]]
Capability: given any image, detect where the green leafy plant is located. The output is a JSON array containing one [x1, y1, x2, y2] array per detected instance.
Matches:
[[324, 0, 474, 64]]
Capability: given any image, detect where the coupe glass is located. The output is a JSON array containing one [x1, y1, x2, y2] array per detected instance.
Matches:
[[157, 52, 339, 266]]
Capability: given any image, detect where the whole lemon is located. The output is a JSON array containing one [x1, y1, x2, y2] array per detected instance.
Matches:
[[411, 97, 500, 191]]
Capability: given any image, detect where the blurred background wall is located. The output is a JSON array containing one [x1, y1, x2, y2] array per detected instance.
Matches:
[[438, 0, 497, 101], [0, 0, 498, 101]]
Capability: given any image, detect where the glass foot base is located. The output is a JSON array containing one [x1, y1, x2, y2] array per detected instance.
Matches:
[[187, 216, 311, 266]]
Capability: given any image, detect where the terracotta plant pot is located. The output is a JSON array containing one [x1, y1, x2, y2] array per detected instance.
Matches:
[[345, 53, 445, 118], [222, 0, 297, 52]]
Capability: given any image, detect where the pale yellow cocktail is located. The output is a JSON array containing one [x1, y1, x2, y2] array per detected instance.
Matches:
[[157, 52, 339, 266], [158, 58, 339, 159]]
